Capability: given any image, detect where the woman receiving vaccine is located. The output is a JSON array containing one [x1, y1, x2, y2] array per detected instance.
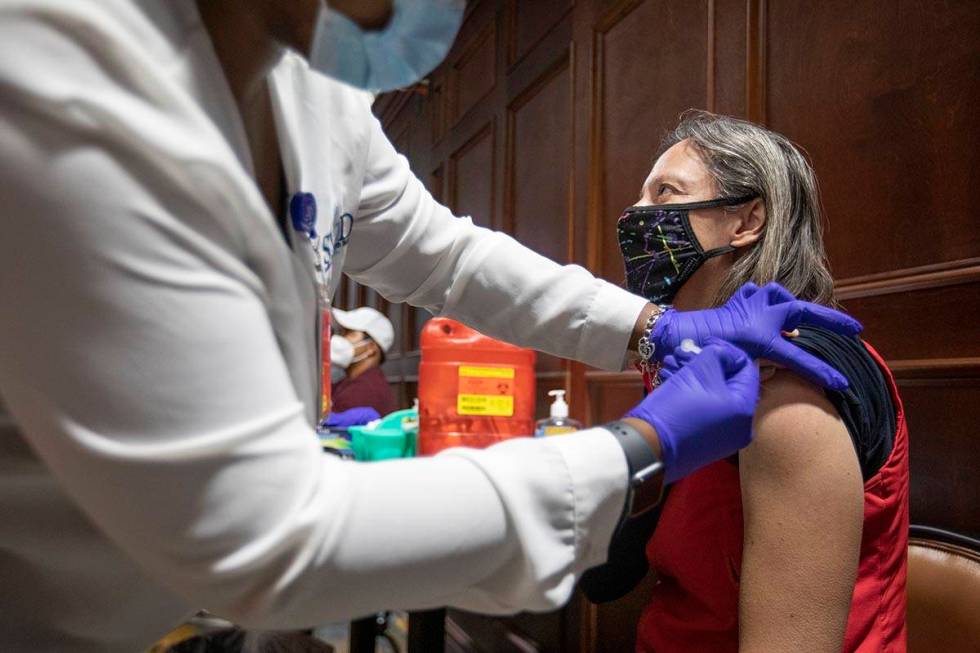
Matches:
[[586, 111, 907, 653]]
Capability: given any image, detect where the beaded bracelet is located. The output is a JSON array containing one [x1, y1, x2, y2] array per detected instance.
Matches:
[[637, 304, 671, 389]]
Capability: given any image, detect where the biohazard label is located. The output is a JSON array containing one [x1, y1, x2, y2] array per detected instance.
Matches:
[[458, 366, 515, 416]]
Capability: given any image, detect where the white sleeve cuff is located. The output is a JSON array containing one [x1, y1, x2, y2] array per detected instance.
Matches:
[[549, 427, 629, 571], [578, 282, 649, 371], [435, 427, 628, 613]]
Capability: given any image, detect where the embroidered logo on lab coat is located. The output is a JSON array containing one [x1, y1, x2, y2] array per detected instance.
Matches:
[[320, 212, 353, 274]]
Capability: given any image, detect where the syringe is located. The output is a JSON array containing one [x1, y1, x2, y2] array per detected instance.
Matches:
[[680, 338, 703, 355]]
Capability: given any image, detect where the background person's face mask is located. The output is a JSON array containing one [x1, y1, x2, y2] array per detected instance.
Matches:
[[617, 195, 756, 304], [331, 335, 354, 382], [331, 334, 355, 367], [348, 336, 373, 364], [308, 0, 465, 93]]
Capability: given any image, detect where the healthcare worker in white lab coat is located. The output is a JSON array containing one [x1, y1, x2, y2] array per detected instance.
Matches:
[[0, 1, 862, 651]]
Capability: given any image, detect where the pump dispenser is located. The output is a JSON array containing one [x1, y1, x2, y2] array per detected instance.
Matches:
[[535, 390, 583, 436]]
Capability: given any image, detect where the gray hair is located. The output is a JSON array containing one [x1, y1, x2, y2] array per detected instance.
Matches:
[[658, 110, 836, 306]]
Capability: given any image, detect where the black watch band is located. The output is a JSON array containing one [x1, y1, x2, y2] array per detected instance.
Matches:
[[602, 420, 666, 518]]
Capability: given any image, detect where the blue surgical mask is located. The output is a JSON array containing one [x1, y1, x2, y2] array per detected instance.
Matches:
[[309, 0, 465, 93]]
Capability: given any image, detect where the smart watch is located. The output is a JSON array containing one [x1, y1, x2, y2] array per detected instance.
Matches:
[[602, 420, 666, 518]]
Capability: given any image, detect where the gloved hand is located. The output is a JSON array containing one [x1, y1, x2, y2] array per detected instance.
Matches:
[[652, 281, 861, 391], [626, 338, 759, 484], [657, 345, 719, 385], [322, 407, 381, 429]]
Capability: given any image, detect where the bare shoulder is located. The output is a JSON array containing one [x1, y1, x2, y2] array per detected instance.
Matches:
[[743, 368, 860, 487], [738, 370, 864, 653]]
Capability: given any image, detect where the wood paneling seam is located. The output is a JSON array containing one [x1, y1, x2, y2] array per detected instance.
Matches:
[[502, 47, 575, 241], [836, 258, 980, 299], [707, 0, 716, 112], [745, 0, 766, 124], [505, 0, 576, 70], [448, 120, 496, 222], [586, 0, 645, 274], [449, 21, 498, 125]]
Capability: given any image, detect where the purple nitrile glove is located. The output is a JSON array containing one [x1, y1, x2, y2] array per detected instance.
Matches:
[[626, 338, 759, 484], [652, 281, 861, 391], [656, 348, 689, 385], [658, 346, 718, 385], [323, 407, 381, 429]]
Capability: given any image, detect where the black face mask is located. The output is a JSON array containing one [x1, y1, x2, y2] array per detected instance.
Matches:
[[617, 195, 757, 304]]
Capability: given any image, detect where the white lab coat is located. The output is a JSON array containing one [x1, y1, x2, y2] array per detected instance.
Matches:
[[0, 1, 647, 651]]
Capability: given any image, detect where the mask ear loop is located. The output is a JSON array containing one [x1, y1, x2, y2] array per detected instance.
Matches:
[[698, 198, 750, 260], [701, 245, 737, 259]]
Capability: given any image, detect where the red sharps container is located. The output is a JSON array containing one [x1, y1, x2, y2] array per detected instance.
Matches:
[[418, 318, 536, 455]]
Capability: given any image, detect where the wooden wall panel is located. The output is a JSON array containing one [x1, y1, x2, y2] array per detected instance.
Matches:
[[508, 0, 574, 66], [840, 281, 980, 361], [710, 0, 747, 115], [429, 165, 445, 203], [385, 299, 403, 358], [586, 373, 644, 425], [450, 21, 498, 125], [594, 0, 710, 283], [507, 53, 573, 263], [412, 310, 432, 352], [765, 0, 980, 280], [363, 287, 379, 311], [900, 378, 980, 537], [344, 276, 358, 311], [449, 123, 496, 228], [430, 77, 448, 145]]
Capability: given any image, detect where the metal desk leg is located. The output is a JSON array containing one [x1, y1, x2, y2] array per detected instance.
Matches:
[[408, 608, 445, 653], [349, 615, 380, 653]]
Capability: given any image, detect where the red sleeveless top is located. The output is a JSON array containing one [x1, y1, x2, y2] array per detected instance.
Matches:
[[636, 342, 909, 652]]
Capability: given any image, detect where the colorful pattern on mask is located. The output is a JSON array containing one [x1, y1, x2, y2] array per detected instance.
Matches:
[[617, 195, 755, 304], [617, 206, 704, 304]]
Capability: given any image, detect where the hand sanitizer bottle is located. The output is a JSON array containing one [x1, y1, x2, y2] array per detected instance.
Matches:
[[535, 390, 583, 436]]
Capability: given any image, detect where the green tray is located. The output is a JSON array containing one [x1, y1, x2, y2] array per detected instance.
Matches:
[[347, 407, 418, 461]]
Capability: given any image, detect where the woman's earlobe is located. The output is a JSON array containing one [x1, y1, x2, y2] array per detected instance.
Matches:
[[731, 199, 766, 248]]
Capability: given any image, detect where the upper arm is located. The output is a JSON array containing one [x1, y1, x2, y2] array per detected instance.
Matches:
[[344, 107, 481, 313], [738, 370, 864, 653], [347, 110, 648, 371], [0, 27, 626, 626]]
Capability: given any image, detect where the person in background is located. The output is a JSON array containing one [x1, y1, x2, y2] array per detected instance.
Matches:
[[584, 110, 908, 653], [330, 307, 398, 417]]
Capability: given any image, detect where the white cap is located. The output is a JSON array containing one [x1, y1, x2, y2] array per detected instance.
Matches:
[[548, 389, 569, 418], [333, 307, 395, 354]]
